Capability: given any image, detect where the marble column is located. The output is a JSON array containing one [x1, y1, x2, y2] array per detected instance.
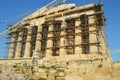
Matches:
[[59, 21, 66, 59], [34, 25, 42, 57], [8, 33, 16, 59], [15, 31, 23, 59], [46, 23, 54, 58], [24, 26, 32, 58], [75, 18, 82, 58], [89, 16, 97, 54]]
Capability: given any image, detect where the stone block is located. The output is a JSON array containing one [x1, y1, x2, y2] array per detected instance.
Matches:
[[56, 77, 65, 80], [65, 76, 82, 80]]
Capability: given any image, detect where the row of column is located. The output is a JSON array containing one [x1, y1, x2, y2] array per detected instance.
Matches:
[[8, 26, 29, 59], [49, 17, 98, 56], [8, 17, 98, 59], [45, 19, 82, 58]]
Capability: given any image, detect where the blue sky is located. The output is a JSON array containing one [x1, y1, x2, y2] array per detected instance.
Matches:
[[0, 0, 120, 61]]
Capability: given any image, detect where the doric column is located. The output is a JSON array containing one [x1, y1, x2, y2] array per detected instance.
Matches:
[[24, 26, 32, 58], [89, 16, 97, 54], [34, 25, 42, 55], [15, 31, 23, 59], [75, 18, 82, 57], [46, 23, 54, 58], [8, 33, 16, 59], [59, 21, 66, 59], [100, 32, 107, 55]]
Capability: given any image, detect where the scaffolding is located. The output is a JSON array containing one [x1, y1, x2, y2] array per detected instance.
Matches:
[[0, 0, 67, 59], [41, 3, 106, 56], [0, 0, 66, 39], [3, 0, 108, 60]]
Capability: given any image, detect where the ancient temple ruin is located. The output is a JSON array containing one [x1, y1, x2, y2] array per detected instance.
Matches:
[[1, 1, 120, 80], [7, 2, 109, 61]]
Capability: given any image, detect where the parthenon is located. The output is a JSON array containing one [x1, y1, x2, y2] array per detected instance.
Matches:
[[7, 3, 109, 61], [2, 1, 120, 80]]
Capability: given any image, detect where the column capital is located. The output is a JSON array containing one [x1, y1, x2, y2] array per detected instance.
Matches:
[[75, 18, 81, 27], [75, 18, 81, 21], [10, 31, 16, 35], [37, 25, 42, 32], [61, 21, 66, 29], [48, 24, 54, 32], [45, 19, 55, 25], [30, 23, 37, 27], [88, 16, 95, 23], [28, 25, 33, 29]]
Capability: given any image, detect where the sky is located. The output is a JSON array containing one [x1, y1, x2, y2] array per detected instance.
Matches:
[[0, 0, 120, 61]]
